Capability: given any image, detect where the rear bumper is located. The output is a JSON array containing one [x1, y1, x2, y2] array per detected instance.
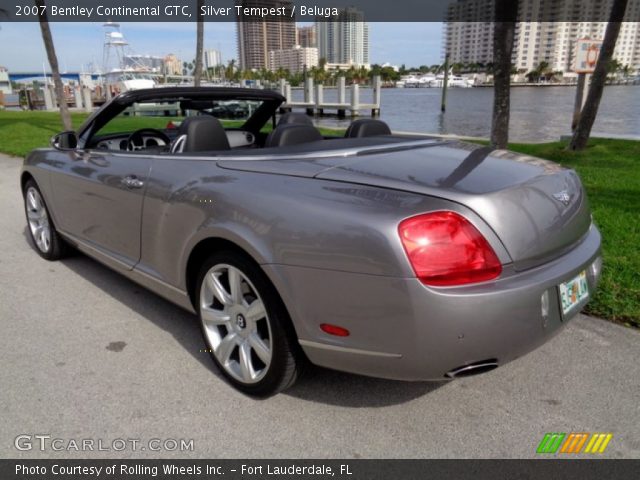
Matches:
[[264, 224, 602, 381]]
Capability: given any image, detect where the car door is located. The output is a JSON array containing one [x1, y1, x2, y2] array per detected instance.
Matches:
[[49, 149, 151, 270]]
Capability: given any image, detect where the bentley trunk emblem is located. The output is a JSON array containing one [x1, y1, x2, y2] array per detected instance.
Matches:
[[552, 190, 572, 205]]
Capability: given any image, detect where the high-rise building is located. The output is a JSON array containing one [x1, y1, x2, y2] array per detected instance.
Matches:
[[236, 0, 296, 70], [269, 45, 319, 73], [203, 49, 223, 69], [297, 25, 317, 48], [163, 54, 182, 75], [316, 7, 370, 68], [511, 20, 640, 73], [444, 0, 640, 74]]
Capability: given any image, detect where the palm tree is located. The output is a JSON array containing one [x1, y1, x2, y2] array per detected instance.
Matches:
[[607, 58, 622, 78], [349, 68, 357, 84], [193, 0, 204, 87], [224, 59, 237, 82], [570, 0, 629, 151], [490, 0, 518, 149], [35, 1, 72, 131], [358, 66, 370, 84], [526, 61, 552, 82]]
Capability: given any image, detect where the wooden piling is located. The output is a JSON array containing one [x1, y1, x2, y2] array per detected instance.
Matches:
[[441, 55, 449, 113], [338, 76, 346, 105], [350, 83, 360, 117], [82, 87, 93, 112]]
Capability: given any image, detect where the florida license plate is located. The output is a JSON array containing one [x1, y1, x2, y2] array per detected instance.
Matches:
[[558, 270, 589, 316]]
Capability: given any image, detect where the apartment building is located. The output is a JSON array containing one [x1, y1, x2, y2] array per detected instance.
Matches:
[[268, 45, 319, 72], [444, 0, 640, 73], [236, 0, 296, 70], [316, 7, 370, 68]]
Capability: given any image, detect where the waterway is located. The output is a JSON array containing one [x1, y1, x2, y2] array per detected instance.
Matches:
[[292, 85, 640, 142], [4, 84, 638, 142]]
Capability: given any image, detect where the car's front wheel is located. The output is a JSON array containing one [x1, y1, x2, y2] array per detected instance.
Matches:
[[23, 179, 68, 260], [196, 251, 302, 396]]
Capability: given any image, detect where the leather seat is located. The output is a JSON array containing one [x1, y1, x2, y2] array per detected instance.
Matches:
[[277, 112, 313, 127], [265, 124, 323, 148], [345, 119, 392, 138], [171, 116, 230, 153]]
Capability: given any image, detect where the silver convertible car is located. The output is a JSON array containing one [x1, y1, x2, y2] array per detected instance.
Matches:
[[21, 87, 602, 396]]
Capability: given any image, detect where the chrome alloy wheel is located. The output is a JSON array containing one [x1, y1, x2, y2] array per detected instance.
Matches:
[[200, 264, 273, 384], [26, 187, 51, 253]]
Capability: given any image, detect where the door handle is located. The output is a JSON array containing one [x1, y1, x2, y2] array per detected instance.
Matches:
[[121, 176, 144, 189]]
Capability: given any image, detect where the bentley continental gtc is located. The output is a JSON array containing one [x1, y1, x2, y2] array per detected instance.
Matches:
[[21, 88, 602, 395]]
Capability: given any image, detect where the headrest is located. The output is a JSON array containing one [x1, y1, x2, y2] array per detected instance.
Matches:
[[345, 119, 392, 138], [183, 116, 230, 152], [177, 116, 198, 135], [265, 124, 323, 148], [277, 112, 314, 126]]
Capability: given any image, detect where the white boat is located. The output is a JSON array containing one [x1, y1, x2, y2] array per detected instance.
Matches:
[[101, 23, 156, 95], [430, 74, 474, 88], [400, 75, 421, 88], [418, 74, 436, 88], [103, 70, 156, 95]]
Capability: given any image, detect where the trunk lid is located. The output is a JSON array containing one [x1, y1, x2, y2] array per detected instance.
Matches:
[[218, 140, 591, 271], [314, 143, 591, 271]]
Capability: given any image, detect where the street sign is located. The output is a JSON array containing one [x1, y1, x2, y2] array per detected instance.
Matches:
[[574, 39, 603, 73]]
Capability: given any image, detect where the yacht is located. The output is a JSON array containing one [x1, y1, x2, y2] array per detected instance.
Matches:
[[103, 70, 156, 94], [430, 74, 474, 88]]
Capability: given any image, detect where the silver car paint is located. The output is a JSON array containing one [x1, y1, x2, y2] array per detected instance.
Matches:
[[21, 140, 601, 380]]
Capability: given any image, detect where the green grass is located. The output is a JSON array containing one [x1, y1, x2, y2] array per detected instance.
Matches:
[[0, 111, 89, 157], [1, 111, 638, 325], [507, 140, 640, 327]]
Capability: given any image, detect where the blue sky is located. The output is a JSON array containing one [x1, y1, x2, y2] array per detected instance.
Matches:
[[0, 22, 443, 72]]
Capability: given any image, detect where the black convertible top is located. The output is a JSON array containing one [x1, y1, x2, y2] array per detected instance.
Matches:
[[77, 87, 285, 145], [113, 87, 285, 105]]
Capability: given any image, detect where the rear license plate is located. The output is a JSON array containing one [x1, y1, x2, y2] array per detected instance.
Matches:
[[558, 270, 589, 316]]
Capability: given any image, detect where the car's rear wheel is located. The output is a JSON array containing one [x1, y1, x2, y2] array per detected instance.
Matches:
[[23, 180, 68, 260], [196, 251, 302, 396]]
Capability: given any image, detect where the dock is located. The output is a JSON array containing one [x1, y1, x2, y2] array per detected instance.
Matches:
[[278, 76, 381, 118]]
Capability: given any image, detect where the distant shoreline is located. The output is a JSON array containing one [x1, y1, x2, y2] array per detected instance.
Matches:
[[475, 81, 639, 88], [291, 81, 639, 90]]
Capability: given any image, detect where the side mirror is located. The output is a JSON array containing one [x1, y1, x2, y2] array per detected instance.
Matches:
[[50, 131, 78, 151]]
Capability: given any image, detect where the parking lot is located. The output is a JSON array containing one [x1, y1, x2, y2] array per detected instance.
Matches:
[[1, 154, 639, 459]]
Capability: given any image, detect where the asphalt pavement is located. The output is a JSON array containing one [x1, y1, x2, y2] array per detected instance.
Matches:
[[1, 153, 638, 459]]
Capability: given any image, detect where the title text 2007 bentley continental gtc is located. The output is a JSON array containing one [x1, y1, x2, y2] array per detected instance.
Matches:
[[21, 87, 602, 396]]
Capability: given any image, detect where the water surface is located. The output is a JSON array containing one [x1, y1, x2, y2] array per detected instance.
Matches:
[[292, 85, 640, 142]]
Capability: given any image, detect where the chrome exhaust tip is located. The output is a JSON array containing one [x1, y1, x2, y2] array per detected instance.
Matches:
[[445, 360, 498, 379]]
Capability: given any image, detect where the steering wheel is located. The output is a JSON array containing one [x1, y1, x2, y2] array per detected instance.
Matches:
[[126, 128, 171, 152]]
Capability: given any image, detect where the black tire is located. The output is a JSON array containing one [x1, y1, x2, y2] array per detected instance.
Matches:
[[196, 250, 303, 396], [23, 179, 69, 261]]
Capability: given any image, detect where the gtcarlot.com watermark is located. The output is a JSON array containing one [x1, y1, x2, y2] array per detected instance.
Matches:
[[15, 434, 194, 452]]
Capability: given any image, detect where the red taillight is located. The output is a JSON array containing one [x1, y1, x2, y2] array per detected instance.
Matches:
[[320, 323, 350, 337], [398, 211, 502, 286], [166, 121, 177, 129]]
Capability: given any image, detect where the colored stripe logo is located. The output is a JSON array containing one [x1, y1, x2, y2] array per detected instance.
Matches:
[[537, 433, 612, 454]]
